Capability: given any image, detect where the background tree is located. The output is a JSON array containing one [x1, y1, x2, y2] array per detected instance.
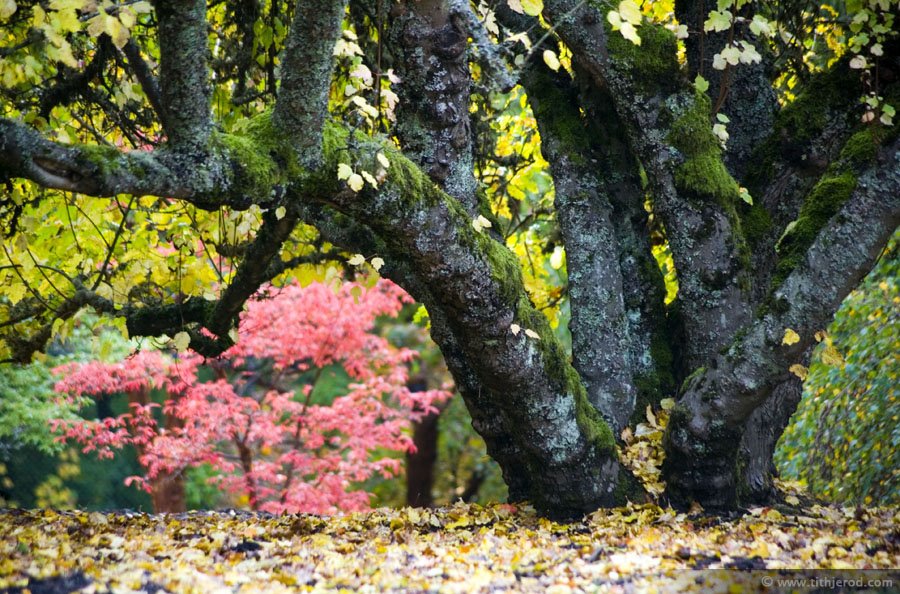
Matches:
[[52, 279, 449, 514], [0, 0, 898, 517]]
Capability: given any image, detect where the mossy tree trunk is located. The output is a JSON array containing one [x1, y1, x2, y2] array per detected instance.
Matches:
[[1, 0, 898, 516]]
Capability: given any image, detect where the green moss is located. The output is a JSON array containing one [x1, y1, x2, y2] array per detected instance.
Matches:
[[572, 368, 617, 455], [838, 128, 879, 169], [740, 202, 773, 248], [212, 132, 280, 197], [674, 153, 740, 202], [668, 94, 740, 204], [511, 296, 617, 455], [613, 466, 648, 505], [524, 67, 590, 159], [77, 144, 130, 177], [744, 61, 857, 193], [773, 61, 857, 145], [771, 170, 857, 288], [679, 366, 706, 395], [606, 23, 680, 95]]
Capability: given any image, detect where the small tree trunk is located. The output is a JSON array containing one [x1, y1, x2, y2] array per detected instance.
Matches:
[[406, 409, 440, 508], [150, 472, 186, 513]]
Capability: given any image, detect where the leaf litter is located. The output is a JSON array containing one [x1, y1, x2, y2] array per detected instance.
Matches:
[[0, 497, 897, 593]]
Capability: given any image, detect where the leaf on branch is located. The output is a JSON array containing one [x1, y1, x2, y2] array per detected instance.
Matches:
[[782, 328, 801, 346], [361, 171, 378, 189], [370, 257, 385, 272], [0, 0, 16, 20], [472, 215, 492, 233], [520, 0, 543, 17], [617, 0, 642, 24], [542, 50, 561, 72], [337, 163, 353, 180], [704, 10, 732, 33], [376, 153, 390, 169], [524, 329, 540, 339], [172, 331, 191, 353], [347, 254, 366, 266], [694, 75, 710, 93], [789, 364, 809, 380], [347, 173, 365, 192], [275, 206, 286, 220], [720, 46, 741, 65], [510, 323, 521, 335]]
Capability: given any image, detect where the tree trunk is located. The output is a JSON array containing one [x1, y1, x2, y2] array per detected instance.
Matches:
[[738, 378, 803, 502]]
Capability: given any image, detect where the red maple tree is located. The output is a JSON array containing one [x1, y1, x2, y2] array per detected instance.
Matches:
[[52, 280, 450, 514]]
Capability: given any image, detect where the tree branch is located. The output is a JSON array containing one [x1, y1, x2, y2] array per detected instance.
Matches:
[[152, 0, 212, 148], [540, 0, 752, 370], [121, 39, 172, 133], [389, 0, 478, 209], [520, 59, 636, 434], [663, 137, 900, 508], [274, 0, 347, 164], [0, 117, 192, 197]]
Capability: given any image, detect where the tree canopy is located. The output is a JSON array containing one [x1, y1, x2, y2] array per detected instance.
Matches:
[[0, 0, 898, 517]]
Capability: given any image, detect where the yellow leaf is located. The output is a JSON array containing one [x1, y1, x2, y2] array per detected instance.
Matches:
[[172, 331, 191, 353], [820, 344, 845, 367], [782, 328, 800, 345], [520, 0, 543, 17], [275, 206, 286, 220], [347, 173, 364, 192], [618, 0, 642, 24], [370, 257, 384, 271], [347, 254, 366, 266], [0, 0, 16, 21], [472, 215, 492, 232], [620, 21, 641, 45], [542, 49, 560, 72], [337, 163, 353, 180], [789, 364, 808, 380]]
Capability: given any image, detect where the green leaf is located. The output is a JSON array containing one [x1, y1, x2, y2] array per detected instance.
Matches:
[[693, 75, 710, 93]]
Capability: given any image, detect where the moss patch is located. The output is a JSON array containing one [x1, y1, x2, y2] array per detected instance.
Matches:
[[772, 171, 857, 289], [606, 23, 680, 95], [513, 297, 617, 456], [739, 202, 773, 248], [668, 94, 740, 204]]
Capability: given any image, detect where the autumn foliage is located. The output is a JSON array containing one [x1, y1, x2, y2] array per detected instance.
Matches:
[[51, 280, 450, 514]]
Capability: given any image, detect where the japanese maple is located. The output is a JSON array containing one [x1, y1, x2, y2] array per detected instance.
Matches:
[[51, 280, 450, 514]]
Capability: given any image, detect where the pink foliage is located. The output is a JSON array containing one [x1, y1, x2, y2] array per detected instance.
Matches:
[[52, 280, 450, 514]]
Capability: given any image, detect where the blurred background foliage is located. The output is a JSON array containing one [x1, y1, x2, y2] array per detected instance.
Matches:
[[775, 229, 899, 506]]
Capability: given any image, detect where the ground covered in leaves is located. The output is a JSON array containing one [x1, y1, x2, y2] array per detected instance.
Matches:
[[1, 500, 898, 593]]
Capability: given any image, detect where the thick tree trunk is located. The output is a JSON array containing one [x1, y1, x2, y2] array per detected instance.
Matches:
[[738, 378, 803, 502]]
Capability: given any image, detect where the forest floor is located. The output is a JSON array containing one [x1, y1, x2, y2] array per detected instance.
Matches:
[[0, 498, 898, 593]]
